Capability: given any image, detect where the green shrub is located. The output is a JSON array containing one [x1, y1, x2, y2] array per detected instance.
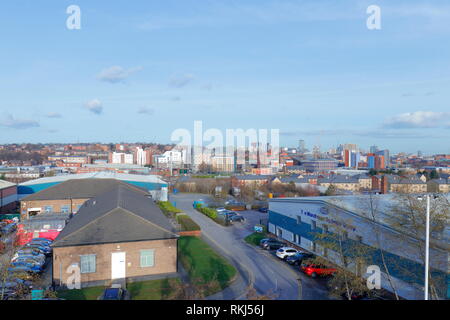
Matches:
[[157, 201, 183, 217], [198, 207, 218, 219], [176, 215, 201, 231]]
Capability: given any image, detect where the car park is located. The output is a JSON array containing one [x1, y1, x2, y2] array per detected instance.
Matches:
[[276, 247, 299, 260], [260, 238, 286, 250], [300, 262, 337, 278], [285, 252, 315, 266]]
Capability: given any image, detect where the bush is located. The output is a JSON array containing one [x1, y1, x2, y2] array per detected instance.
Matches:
[[176, 215, 201, 231], [157, 201, 183, 217], [197, 207, 218, 219]]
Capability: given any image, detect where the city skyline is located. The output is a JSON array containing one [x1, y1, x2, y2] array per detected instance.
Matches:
[[1, 0, 450, 154]]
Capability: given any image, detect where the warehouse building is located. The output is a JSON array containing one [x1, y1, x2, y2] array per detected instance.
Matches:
[[52, 184, 178, 288], [18, 172, 168, 201], [0, 179, 17, 214], [268, 195, 450, 300]]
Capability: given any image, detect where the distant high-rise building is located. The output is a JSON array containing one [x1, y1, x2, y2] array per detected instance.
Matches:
[[370, 145, 379, 153], [376, 149, 390, 168], [298, 140, 306, 153]]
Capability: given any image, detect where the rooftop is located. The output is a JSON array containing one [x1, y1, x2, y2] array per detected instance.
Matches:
[[22, 178, 148, 201], [52, 185, 177, 247]]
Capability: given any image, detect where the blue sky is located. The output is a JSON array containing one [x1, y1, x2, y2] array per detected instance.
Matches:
[[1, 0, 450, 154]]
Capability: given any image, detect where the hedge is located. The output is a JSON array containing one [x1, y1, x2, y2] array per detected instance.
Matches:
[[176, 214, 201, 231]]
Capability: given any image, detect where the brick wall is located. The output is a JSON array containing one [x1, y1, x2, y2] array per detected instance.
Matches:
[[53, 238, 178, 288], [20, 198, 89, 219]]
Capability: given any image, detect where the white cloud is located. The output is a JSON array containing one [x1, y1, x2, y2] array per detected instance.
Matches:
[[383, 111, 450, 129], [85, 99, 103, 115], [97, 66, 143, 83], [0, 114, 40, 129]]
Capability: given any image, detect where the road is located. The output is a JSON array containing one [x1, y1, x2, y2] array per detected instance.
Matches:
[[171, 193, 331, 300]]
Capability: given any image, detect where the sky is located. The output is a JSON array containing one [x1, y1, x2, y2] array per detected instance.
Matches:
[[0, 0, 450, 155]]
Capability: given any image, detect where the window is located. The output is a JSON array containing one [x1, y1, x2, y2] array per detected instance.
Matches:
[[80, 254, 96, 273], [140, 249, 155, 267], [43, 205, 53, 213], [294, 234, 300, 244], [356, 235, 363, 243], [61, 205, 70, 213], [296, 216, 302, 224], [311, 220, 317, 230], [323, 224, 329, 233]]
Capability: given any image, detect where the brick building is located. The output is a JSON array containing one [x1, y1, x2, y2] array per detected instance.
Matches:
[[20, 178, 148, 220], [52, 185, 178, 288]]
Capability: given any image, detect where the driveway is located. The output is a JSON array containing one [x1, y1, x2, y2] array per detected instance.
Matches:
[[171, 193, 331, 300]]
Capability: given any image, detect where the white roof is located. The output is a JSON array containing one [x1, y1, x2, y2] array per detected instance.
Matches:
[[0, 179, 16, 190], [19, 172, 167, 186]]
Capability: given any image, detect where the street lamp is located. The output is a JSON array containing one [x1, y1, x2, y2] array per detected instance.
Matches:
[[417, 194, 438, 300], [424, 195, 430, 301]]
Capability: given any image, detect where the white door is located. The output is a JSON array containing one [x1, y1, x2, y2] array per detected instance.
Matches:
[[111, 252, 126, 279]]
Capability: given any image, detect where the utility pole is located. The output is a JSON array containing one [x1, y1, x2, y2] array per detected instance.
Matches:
[[424, 194, 430, 300]]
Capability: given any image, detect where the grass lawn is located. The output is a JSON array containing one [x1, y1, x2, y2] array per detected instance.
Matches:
[[244, 232, 268, 246], [178, 236, 237, 296], [57, 285, 105, 300], [57, 278, 182, 300], [128, 278, 182, 300]]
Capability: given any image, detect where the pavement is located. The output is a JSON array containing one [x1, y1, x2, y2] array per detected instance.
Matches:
[[171, 193, 331, 300]]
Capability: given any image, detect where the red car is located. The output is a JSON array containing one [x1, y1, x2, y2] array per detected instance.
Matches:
[[300, 263, 337, 278]]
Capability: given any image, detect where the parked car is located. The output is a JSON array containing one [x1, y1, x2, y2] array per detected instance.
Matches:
[[229, 215, 245, 223], [258, 207, 268, 213], [12, 251, 45, 262], [24, 243, 52, 255], [215, 207, 227, 213], [101, 287, 125, 300], [300, 262, 337, 278], [29, 238, 53, 246], [285, 252, 315, 266], [10, 261, 42, 272], [0, 279, 33, 300], [16, 248, 44, 257], [276, 247, 299, 260], [8, 265, 41, 278], [260, 238, 286, 250], [11, 256, 45, 267]]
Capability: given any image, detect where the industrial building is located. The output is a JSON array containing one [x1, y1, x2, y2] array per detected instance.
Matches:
[[18, 172, 168, 202], [268, 195, 449, 300], [0, 179, 17, 214]]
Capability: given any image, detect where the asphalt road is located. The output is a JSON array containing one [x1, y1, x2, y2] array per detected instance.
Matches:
[[171, 193, 331, 300]]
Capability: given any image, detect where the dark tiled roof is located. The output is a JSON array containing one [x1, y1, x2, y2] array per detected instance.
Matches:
[[22, 178, 148, 201], [52, 185, 177, 247], [234, 175, 272, 180]]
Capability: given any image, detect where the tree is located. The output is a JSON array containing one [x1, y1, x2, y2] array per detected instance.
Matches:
[[429, 169, 439, 180], [387, 194, 449, 300], [311, 206, 374, 300], [358, 194, 400, 299], [324, 184, 337, 196]]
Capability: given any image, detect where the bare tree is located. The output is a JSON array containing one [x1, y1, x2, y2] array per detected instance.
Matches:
[[387, 193, 449, 300], [359, 193, 400, 300]]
